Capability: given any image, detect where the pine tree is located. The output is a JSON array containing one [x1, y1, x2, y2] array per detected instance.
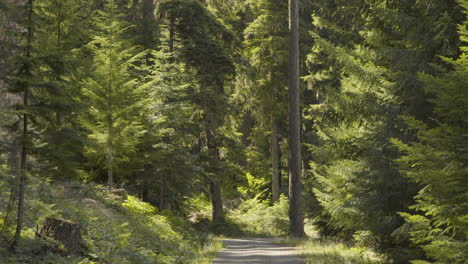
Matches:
[[31, 0, 85, 178], [159, 0, 235, 222], [304, 0, 463, 253], [135, 50, 201, 210], [288, 0, 305, 238], [10, 0, 34, 250], [81, 0, 145, 188], [241, 0, 289, 203], [394, 2, 468, 261]]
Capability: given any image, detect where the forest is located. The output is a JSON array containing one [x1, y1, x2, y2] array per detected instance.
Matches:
[[0, 0, 467, 263]]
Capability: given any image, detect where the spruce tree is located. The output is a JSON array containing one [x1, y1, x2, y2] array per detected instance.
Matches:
[[305, 0, 463, 253], [81, 0, 145, 188], [159, 0, 234, 222], [394, 2, 468, 261], [10, 0, 34, 250], [31, 0, 85, 178], [241, 0, 289, 203]]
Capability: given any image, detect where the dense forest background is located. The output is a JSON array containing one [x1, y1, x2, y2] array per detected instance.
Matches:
[[0, 0, 467, 263]]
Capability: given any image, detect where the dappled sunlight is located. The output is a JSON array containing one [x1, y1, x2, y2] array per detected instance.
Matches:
[[214, 238, 306, 264], [299, 240, 385, 264]]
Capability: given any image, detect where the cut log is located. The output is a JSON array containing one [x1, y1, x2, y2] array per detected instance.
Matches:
[[39, 217, 86, 254]]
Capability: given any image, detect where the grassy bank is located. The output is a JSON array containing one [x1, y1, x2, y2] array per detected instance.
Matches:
[[294, 239, 387, 264], [0, 175, 221, 264]]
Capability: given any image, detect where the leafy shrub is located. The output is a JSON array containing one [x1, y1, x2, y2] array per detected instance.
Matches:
[[228, 194, 289, 237], [392, 18, 468, 263]]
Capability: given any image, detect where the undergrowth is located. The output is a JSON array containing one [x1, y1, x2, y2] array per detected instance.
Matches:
[[0, 173, 221, 264], [284, 228, 388, 264], [226, 195, 289, 237], [297, 239, 388, 264]]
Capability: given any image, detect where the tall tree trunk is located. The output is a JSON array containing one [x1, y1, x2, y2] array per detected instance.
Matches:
[[142, 0, 156, 49], [210, 179, 224, 222], [159, 173, 171, 210], [288, 0, 305, 238], [169, 16, 174, 53], [11, 0, 34, 249], [207, 130, 224, 223], [272, 117, 280, 203], [55, 6, 62, 127], [107, 18, 114, 189], [106, 137, 113, 188]]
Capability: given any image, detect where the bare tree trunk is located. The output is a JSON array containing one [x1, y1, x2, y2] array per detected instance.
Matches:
[[210, 179, 224, 222], [207, 130, 224, 223], [159, 173, 164, 209], [106, 138, 113, 188], [169, 16, 174, 53], [55, 6, 62, 127], [272, 117, 280, 203], [142, 0, 156, 48], [159, 173, 171, 210], [107, 12, 114, 189], [288, 0, 305, 238], [11, 0, 34, 250]]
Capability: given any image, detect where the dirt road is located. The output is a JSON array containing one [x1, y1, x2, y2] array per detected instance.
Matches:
[[213, 238, 306, 264]]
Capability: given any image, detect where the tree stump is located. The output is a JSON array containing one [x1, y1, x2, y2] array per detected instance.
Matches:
[[39, 217, 86, 254]]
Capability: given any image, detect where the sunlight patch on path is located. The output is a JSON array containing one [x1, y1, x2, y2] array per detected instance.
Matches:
[[213, 238, 306, 264]]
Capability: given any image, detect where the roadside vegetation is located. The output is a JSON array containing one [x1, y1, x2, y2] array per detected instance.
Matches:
[[0, 172, 221, 264], [297, 239, 386, 264]]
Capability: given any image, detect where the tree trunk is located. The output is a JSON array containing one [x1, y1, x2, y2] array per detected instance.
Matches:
[[106, 138, 113, 188], [159, 173, 171, 210], [272, 117, 280, 203], [207, 130, 224, 223], [159, 173, 164, 209], [11, 0, 34, 250], [55, 7, 62, 127], [169, 16, 174, 53], [288, 0, 305, 238], [107, 21, 114, 189], [210, 179, 224, 222], [142, 0, 156, 48]]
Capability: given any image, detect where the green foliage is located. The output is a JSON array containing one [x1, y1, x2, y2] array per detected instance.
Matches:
[[239, 0, 288, 120], [297, 238, 387, 264], [392, 6, 468, 261], [305, 1, 464, 258], [228, 195, 289, 237], [0, 177, 220, 264], [13, 0, 86, 179], [159, 0, 234, 74], [80, 0, 147, 184], [122, 196, 158, 216], [237, 172, 269, 199]]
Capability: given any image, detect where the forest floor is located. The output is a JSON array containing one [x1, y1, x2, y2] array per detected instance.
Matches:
[[212, 238, 305, 264]]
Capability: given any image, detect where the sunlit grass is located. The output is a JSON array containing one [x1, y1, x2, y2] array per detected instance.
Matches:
[[297, 239, 387, 264], [285, 222, 387, 264], [190, 235, 224, 264]]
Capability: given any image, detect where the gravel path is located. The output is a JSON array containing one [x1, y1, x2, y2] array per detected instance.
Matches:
[[213, 238, 306, 264]]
